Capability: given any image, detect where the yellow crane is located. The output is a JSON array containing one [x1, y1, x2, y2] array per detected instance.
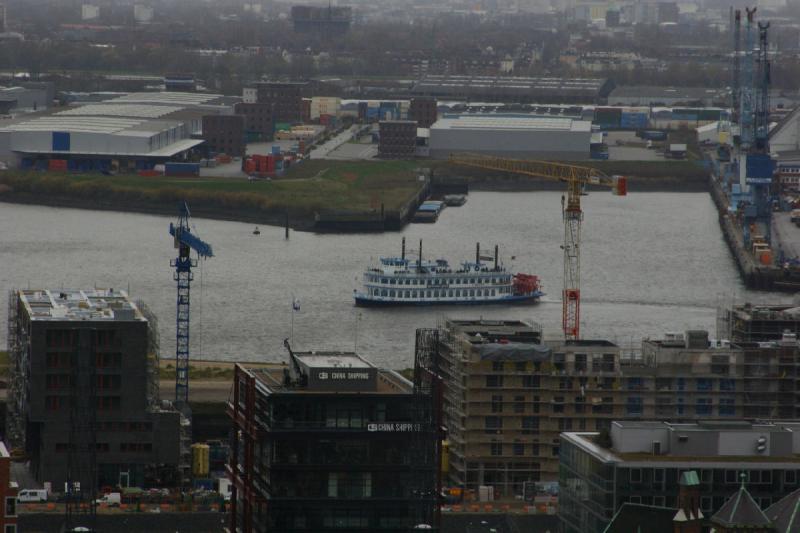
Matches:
[[448, 153, 627, 340]]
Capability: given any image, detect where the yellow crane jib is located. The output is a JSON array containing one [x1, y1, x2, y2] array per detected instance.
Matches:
[[447, 152, 627, 340]]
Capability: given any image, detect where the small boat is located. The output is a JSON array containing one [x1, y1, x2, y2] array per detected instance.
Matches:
[[354, 239, 544, 307], [253, 227, 260, 235]]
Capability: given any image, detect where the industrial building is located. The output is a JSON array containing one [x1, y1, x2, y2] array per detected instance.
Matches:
[[234, 102, 273, 142], [228, 349, 440, 532], [428, 116, 592, 160], [0, 91, 239, 171], [6, 289, 185, 490], [416, 319, 800, 497], [378, 120, 417, 158], [202, 114, 245, 157], [560, 421, 800, 533], [410, 75, 614, 104]]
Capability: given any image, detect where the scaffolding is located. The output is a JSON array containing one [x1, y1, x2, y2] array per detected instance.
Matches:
[[136, 299, 161, 410], [6, 290, 26, 451]]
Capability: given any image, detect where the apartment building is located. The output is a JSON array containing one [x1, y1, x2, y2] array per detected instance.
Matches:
[[6, 289, 183, 490], [418, 319, 800, 498], [560, 421, 800, 533]]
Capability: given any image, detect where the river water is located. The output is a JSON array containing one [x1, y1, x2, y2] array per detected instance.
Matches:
[[0, 192, 792, 369]]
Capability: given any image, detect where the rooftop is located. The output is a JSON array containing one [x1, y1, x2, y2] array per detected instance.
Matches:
[[295, 352, 372, 369], [412, 75, 612, 97], [431, 116, 591, 133], [18, 288, 144, 322]]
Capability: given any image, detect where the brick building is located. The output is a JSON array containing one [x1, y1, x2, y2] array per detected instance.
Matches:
[[250, 82, 309, 123], [234, 103, 273, 142], [202, 114, 245, 157], [378, 120, 417, 159], [0, 442, 17, 533], [409, 97, 438, 128]]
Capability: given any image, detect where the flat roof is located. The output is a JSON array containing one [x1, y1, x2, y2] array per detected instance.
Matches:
[[295, 352, 372, 369], [244, 365, 413, 395], [18, 288, 144, 322], [56, 103, 185, 119], [413, 75, 610, 95], [431, 116, 591, 133]]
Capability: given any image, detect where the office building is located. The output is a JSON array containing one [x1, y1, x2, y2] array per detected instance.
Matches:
[[417, 319, 800, 498], [378, 120, 416, 158], [6, 289, 183, 489], [228, 349, 440, 532], [249, 82, 308, 123], [409, 97, 438, 128], [202, 114, 245, 156], [559, 421, 800, 533], [235, 103, 274, 141]]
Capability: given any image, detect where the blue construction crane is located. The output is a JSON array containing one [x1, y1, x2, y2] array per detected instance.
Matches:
[[169, 202, 213, 406]]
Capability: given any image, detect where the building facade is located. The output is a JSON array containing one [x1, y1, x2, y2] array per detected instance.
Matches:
[[0, 442, 18, 533], [202, 114, 245, 157], [6, 289, 182, 490], [251, 82, 308, 123], [378, 120, 416, 159], [418, 320, 800, 498], [559, 421, 800, 533], [234, 103, 274, 141], [228, 350, 440, 532], [409, 97, 438, 128]]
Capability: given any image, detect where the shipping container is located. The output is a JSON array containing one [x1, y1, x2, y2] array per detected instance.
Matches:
[[164, 162, 200, 177], [272, 145, 280, 155], [192, 443, 210, 477], [48, 159, 68, 171]]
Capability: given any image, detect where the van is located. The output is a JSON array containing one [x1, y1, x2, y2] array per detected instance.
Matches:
[[17, 489, 47, 503], [94, 492, 121, 507]]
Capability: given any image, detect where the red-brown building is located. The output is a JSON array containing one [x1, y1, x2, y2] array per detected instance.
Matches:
[[409, 97, 438, 128], [0, 442, 18, 533], [202, 115, 246, 157], [234, 103, 274, 142]]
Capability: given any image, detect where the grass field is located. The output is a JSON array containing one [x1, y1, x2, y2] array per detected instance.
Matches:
[[0, 160, 423, 215]]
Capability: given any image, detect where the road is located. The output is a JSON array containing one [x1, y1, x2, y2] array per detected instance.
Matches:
[[309, 125, 362, 159]]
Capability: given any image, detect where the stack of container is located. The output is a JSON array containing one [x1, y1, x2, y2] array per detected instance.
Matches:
[[620, 107, 649, 129], [48, 159, 68, 171], [164, 162, 200, 177], [594, 107, 621, 129]]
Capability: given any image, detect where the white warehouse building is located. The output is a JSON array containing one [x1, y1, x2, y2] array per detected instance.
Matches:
[[428, 116, 592, 160], [0, 91, 239, 170]]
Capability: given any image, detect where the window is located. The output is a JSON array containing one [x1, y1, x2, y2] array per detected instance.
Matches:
[[515, 362, 527, 372], [627, 378, 644, 390], [490, 442, 502, 456], [552, 397, 564, 414], [491, 395, 503, 413], [523, 376, 540, 389], [5, 525, 16, 533], [553, 353, 565, 371], [677, 378, 686, 391], [5, 496, 16, 517], [676, 398, 685, 415], [696, 378, 712, 391], [484, 416, 502, 434], [654, 469, 665, 483], [559, 378, 572, 390], [786, 470, 797, 484], [514, 396, 525, 413], [96, 396, 121, 411], [522, 417, 539, 434], [696, 398, 712, 416], [492, 361, 504, 371], [514, 442, 524, 456], [701, 496, 713, 513], [629, 495, 641, 504], [551, 446, 559, 457], [725, 470, 738, 484], [575, 353, 587, 372], [720, 379, 736, 391], [626, 397, 643, 416], [654, 496, 665, 507], [630, 468, 642, 483], [719, 398, 736, 416], [558, 418, 573, 431], [486, 375, 503, 388]]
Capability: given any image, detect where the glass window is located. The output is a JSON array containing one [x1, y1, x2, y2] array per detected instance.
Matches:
[[490, 442, 502, 456], [630, 468, 642, 483], [719, 398, 736, 416], [523, 376, 540, 388], [486, 375, 503, 388], [720, 379, 735, 391], [492, 361, 504, 371], [522, 417, 539, 434], [514, 396, 525, 413], [485, 416, 502, 434], [513, 442, 524, 456], [696, 398, 712, 416], [491, 395, 503, 413], [786, 470, 797, 484], [626, 397, 643, 415], [696, 378, 712, 391], [5, 497, 15, 517]]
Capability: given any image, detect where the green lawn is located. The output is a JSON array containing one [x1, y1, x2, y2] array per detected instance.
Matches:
[[0, 160, 424, 215]]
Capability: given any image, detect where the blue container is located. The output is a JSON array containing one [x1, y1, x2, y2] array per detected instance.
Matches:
[[193, 478, 214, 491], [20, 158, 33, 169], [165, 162, 200, 176], [272, 145, 280, 155], [746, 154, 775, 179]]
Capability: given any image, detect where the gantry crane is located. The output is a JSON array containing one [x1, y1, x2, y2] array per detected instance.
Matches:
[[169, 202, 213, 405], [448, 153, 626, 340]]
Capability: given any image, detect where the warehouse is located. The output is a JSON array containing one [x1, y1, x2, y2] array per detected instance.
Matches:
[[410, 75, 614, 104], [0, 91, 238, 172], [428, 116, 592, 160]]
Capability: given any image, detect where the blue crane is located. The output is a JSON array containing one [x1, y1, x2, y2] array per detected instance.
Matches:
[[169, 202, 213, 406]]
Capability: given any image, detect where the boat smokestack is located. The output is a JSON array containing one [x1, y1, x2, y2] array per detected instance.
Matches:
[[418, 239, 422, 268], [476, 242, 480, 266], [494, 245, 498, 270], [401, 237, 405, 260]]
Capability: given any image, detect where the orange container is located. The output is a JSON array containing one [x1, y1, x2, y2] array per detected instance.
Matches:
[[760, 251, 773, 265]]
